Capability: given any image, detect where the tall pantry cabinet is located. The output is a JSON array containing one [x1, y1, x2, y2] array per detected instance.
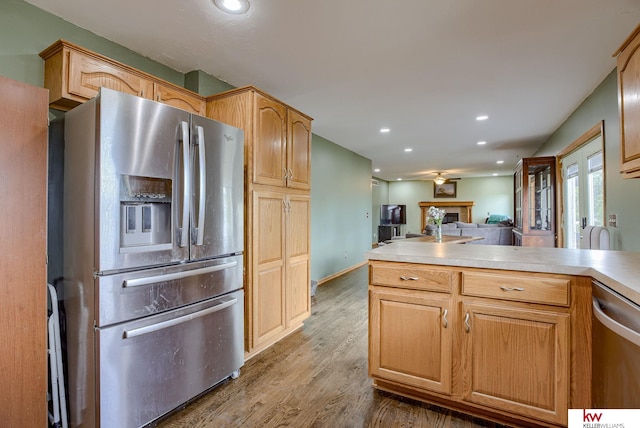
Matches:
[[206, 86, 312, 358], [0, 76, 48, 426]]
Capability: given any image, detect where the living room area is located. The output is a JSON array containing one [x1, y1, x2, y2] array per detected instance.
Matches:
[[372, 174, 514, 245]]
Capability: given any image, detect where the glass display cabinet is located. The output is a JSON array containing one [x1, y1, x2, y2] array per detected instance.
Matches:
[[513, 156, 556, 247]]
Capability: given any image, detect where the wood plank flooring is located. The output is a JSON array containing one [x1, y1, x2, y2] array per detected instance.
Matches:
[[156, 266, 511, 428]]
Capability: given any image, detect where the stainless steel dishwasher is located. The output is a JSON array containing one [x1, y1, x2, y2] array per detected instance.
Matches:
[[592, 280, 640, 408]]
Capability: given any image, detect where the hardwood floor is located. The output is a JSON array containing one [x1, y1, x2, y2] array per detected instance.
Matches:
[[157, 266, 511, 428]]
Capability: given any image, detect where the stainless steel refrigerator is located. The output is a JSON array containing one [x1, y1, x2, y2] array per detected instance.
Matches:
[[61, 88, 244, 427]]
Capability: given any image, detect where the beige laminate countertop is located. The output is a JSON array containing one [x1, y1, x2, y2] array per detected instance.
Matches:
[[366, 240, 640, 306]]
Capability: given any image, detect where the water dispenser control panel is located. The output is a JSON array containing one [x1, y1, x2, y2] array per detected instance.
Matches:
[[119, 175, 172, 252]]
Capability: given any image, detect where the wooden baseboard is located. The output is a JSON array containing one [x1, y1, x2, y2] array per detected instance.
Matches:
[[317, 260, 368, 286]]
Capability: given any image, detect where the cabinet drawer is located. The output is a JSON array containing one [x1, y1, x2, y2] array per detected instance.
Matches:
[[370, 262, 452, 293], [462, 271, 569, 306]]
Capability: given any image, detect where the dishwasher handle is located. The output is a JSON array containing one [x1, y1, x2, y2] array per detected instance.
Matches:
[[593, 297, 640, 347]]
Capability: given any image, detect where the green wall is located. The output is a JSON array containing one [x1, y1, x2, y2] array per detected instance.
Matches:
[[371, 177, 389, 242], [0, 0, 185, 88], [535, 70, 640, 251], [373, 176, 513, 240], [311, 135, 372, 281], [1, 0, 375, 282], [185, 70, 234, 96]]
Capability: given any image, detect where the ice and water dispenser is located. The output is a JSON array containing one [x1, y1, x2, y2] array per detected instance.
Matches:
[[120, 175, 172, 252]]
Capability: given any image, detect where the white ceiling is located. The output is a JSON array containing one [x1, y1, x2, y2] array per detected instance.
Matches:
[[27, 0, 640, 181]]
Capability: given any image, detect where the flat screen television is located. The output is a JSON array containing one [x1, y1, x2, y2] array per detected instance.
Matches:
[[380, 204, 406, 225]]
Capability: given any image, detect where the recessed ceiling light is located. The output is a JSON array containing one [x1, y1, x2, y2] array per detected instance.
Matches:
[[213, 0, 250, 14], [477, 141, 487, 145], [380, 128, 390, 133], [397, 178, 402, 181], [374, 168, 381, 172], [496, 160, 504, 164], [404, 148, 413, 152], [493, 173, 498, 176], [476, 115, 489, 121]]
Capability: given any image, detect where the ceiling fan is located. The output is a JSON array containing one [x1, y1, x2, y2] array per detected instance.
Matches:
[[433, 172, 461, 185]]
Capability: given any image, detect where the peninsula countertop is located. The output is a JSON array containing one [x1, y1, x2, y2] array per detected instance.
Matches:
[[366, 240, 640, 306]]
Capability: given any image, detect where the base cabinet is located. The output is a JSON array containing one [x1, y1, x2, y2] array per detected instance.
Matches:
[[369, 286, 452, 394], [461, 302, 569, 426], [368, 261, 590, 427]]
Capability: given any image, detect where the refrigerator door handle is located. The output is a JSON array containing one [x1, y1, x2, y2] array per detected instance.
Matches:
[[123, 297, 239, 339], [195, 125, 207, 246], [122, 260, 239, 288], [179, 121, 190, 248]]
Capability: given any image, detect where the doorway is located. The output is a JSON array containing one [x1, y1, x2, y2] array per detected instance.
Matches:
[[560, 125, 605, 249]]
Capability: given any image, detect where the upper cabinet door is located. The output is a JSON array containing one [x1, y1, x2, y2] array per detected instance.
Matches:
[[40, 40, 204, 113], [616, 24, 640, 177], [67, 49, 154, 101], [154, 82, 205, 115], [286, 110, 312, 190], [253, 93, 287, 187]]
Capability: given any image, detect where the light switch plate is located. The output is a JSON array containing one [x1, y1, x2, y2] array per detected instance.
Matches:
[[608, 214, 617, 227]]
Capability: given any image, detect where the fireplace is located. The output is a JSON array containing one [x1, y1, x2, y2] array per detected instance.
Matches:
[[443, 213, 459, 224], [419, 201, 475, 230]]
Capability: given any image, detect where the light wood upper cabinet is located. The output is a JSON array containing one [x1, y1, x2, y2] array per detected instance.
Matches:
[[65, 48, 154, 102], [614, 24, 640, 177], [154, 82, 205, 115], [40, 40, 205, 113], [254, 93, 288, 187], [207, 86, 313, 189], [287, 109, 312, 190]]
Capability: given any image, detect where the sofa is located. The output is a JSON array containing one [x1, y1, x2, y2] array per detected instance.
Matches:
[[407, 221, 513, 245]]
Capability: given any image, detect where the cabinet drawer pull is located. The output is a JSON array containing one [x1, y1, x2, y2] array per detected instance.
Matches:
[[500, 286, 525, 292], [400, 276, 419, 281], [442, 309, 448, 328], [464, 312, 471, 332]]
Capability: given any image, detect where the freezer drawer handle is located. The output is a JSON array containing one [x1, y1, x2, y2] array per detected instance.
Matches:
[[122, 261, 238, 288], [592, 297, 640, 346], [123, 297, 238, 339]]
